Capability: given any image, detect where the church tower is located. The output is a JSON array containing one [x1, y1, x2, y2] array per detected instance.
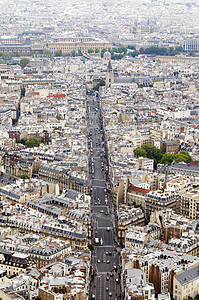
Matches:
[[105, 60, 114, 88]]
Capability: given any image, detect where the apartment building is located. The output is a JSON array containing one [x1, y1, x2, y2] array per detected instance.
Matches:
[[160, 140, 180, 154], [38, 164, 90, 195], [127, 185, 150, 207], [0, 251, 33, 277], [179, 190, 199, 220], [0, 234, 71, 269], [123, 268, 155, 300], [170, 163, 199, 177], [125, 224, 161, 250], [167, 233, 199, 256], [118, 205, 145, 245], [173, 264, 199, 300], [166, 177, 192, 192], [137, 157, 154, 170], [145, 191, 178, 216], [122, 249, 199, 295], [2, 153, 41, 178]]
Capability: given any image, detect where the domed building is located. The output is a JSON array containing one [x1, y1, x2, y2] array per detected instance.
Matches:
[[103, 51, 111, 65]]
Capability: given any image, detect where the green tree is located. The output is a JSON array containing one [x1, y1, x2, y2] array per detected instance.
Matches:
[[145, 215, 150, 225], [13, 51, 21, 57], [139, 47, 144, 54], [134, 147, 147, 158], [19, 58, 30, 68], [138, 84, 144, 88], [174, 154, 187, 163], [54, 50, 62, 57], [20, 138, 26, 145], [128, 50, 139, 57], [101, 48, 107, 58], [117, 47, 127, 54], [20, 174, 30, 179], [77, 49, 83, 56], [127, 45, 136, 50], [71, 50, 76, 57], [43, 50, 52, 57], [21, 87, 26, 97], [88, 244, 94, 251], [134, 144, 162, 169], [179, 151, 192, 162], [95, 48, 100, 53], [141, 144, 162, 162], [175, 46, 183, 54], [88, 48, 94, 53], [99, 79, 105, 86], [25, 137, 43, 148], [160, 154, 175, 165]]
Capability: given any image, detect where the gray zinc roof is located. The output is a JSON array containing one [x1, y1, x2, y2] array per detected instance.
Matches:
[[175, 264, 199, 285]]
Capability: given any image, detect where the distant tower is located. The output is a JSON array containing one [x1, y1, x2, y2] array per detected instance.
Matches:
[[106, 60, 114, 88], [103, 51, 111, 65]]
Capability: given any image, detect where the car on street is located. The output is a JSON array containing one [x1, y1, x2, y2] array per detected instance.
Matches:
[[97, 259, 100, 263], [109, 292, 112, 296], [106, 276, 110, 280], [107, 260, 110, 264], [106, 287, 109, 291]]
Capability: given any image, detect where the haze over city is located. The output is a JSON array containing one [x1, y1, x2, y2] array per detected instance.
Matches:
[[0, 0, 198, 299]]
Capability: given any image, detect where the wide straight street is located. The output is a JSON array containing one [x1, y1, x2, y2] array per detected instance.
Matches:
[[86, 94, 121, 300]]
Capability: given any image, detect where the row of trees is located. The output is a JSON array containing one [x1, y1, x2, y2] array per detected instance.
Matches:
[[139, 45, 184, 56], [0, 45, 186, 63], [134, 144, 192, 169], [100, 45, 185, 60]]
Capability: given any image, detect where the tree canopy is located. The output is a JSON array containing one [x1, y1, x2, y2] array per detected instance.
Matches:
[[19, 58, 30, 68], [134, 144, 192, 168], [25, 137, 44, 148], [20, 174, 30, 179], [54, 50, 62, 57], [100, 45, 185, 61]]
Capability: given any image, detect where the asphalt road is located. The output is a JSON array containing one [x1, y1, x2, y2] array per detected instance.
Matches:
[[86, 94, 121, 300]]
